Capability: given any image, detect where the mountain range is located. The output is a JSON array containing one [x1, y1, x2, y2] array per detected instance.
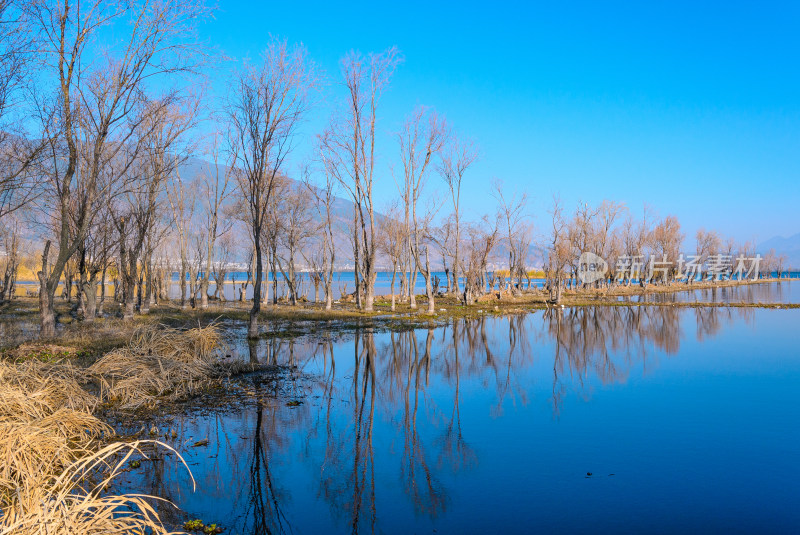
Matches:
[[758, 232, 800, 268]]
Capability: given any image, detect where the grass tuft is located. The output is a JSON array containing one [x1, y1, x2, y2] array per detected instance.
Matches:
[[1, 440, 193, 535], [89, 324, 221, 410]]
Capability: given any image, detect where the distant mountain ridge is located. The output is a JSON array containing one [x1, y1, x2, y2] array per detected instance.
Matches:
[[178, 156, 382, 266], [758, 232, 800, 267]]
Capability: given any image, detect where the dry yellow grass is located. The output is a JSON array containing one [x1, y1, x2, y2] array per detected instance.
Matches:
[[0, 359, 95, 412], [89, 325, 221, 410], [0, 346, 197, 533], [1, 441, 194, 535], [0, 360, 111, 504]]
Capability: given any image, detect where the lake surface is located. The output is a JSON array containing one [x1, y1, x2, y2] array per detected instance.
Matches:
[[170, 273, 799, 303], [626, 280, 799, 304], [119, 303, 800, 534]]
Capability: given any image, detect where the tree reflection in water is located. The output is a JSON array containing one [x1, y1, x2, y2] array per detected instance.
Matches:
[[435, 319, 477, 475], [127, 305, 756, 533], [545, 306, 753, 412]]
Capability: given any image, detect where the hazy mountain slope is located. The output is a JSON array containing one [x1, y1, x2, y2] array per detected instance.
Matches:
[[758, 232, 800, 267]]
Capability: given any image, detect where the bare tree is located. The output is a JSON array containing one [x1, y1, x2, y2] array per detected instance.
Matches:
[[167, 169, 196, 308], [397, 106, 447, 313], [0, 0, 46, 223], [618, 205, 654, 286], [321, 47, 401, 312], [212, 229, 236, 301], [461, 216, 499, 304], [695, 228, 722, 281], [776, 253, 787, 279], [438, 135, 477, 295], [544, 196, 570, 303], [651, 215, 684, 282], [225, 37, 317, 338], [198, 131, 235, 308], [567, 202, 600, 288], [378, 202, 406, 311], [74, 205, 115, 320], [276, 181, 314, 306], [307, 152, 339, 310], [27, 0, 208, 336], [493, 179, 529, 296], [432, 215, 455, 292], [113, 100, 195, 319], [0, 214, 21, 302]]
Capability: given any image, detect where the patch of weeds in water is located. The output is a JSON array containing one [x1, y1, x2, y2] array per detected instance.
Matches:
[[286, 400, 303, 407], [129, 459, 141, 469], [183, 519, 223, 534], [184, 519, 203, 531]]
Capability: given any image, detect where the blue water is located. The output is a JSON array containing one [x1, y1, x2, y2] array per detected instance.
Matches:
[[119, 305, 800, 534], [630, 280, 799, 304], [168, 273, 800, 304], [168, 271, 546, 301]]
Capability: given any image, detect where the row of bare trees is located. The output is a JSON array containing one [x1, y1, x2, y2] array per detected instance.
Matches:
[[0, 1, 792, 338], [542, 198, 788, 302], [0, 0, 210, 336]]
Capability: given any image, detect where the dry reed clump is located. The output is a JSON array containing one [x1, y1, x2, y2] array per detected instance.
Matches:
[[0, 440, 194, 535], [0, 359, 96, 413], [0, 360, 111, 506], [89, 325, 222, 410]]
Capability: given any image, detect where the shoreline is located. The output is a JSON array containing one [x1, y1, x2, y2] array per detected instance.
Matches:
[[0, 277, 796, 357]]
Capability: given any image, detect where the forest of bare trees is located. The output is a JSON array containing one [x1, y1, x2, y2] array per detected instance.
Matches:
[[0, 0, 792, 338]]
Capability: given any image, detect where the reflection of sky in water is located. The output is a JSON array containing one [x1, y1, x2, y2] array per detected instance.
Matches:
[[117, 305, 800, 534], [627, 280, 799, 304]]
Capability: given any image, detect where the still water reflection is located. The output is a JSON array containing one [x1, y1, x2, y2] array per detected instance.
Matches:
[[124, 306, 800, 534], [625, 280, 798, 304]]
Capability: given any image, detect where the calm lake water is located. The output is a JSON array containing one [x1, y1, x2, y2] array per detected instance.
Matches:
[[119, 301, 800, 534], [627, 279, 799, 304]]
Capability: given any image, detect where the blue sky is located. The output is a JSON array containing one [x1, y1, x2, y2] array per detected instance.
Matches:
[[197, 1, 799, 245]]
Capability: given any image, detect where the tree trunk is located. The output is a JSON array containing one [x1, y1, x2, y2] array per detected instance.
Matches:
[[141, 264, 152, 315], [364, 270, 375, 312], [354, 270, 362, 309], [98, 267, 107, 317], [249, 239, 263, 339], [390, 269, 397, 312], [325, 281, 332, 310], [77, 250, 87, 317], [39, 288, 56, 338], [453, 226, 460, 294], [425, 251, 435, 314], [38, 242, 56, 338], [288, 257, 298, 306], [409, 269, 417, 309], [179, 259, 188, 308], [200, 275, 209, 308], [0, 253, 16, 303], [64, 272, 73, 303], [123, 273, 136, 321], [84, 278, 98, 322]]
